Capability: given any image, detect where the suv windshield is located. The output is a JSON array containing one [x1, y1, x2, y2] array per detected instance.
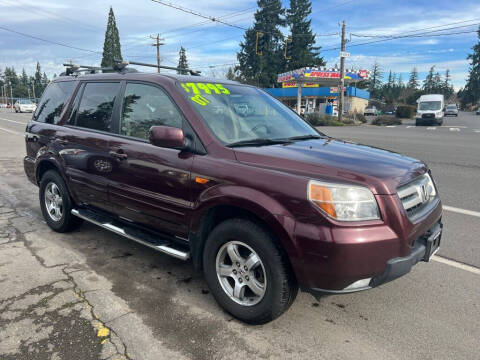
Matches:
[[419, 101, 441, 111], [177, 82, 319, 145], [447, 104, 457, 109]]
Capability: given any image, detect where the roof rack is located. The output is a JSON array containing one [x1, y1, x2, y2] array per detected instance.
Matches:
[[114, 59, 201, 76], [61, 60, 201, 77]]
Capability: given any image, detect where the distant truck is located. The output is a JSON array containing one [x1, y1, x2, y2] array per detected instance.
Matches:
[[416, 94, 444, 126], [364, 106, 378, 116]]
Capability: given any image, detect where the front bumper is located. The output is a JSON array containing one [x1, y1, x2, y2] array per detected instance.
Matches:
[[305, 220, 442, 295]]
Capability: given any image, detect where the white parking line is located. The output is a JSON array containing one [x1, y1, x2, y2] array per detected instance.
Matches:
[[406, 126, 415, 128], [440, 125, 467, 128], [426, 127, 436, 130], [443, 205, 480, 218], [0, 117, 27, 125], [432, 255, 480, 275], [0, 126, 21, 135], [449, 127, 460, 131]]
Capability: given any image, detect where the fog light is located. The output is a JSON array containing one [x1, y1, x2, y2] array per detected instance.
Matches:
[[343, 278, 372, 291]]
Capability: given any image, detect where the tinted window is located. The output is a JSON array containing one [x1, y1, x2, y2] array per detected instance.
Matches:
[[121, 83, 183, 139], [76, 82, 120, 132], [34, 81, 76, 124]]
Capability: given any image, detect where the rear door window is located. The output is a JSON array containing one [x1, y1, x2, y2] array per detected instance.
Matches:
[[75, 82, 121, 132], [120, 83, 183, 140], [34, 81, 77, 124]]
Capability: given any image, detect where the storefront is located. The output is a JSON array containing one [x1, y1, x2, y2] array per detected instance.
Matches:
[[264, 86, 370, 115], [265, 67, 370, 115]]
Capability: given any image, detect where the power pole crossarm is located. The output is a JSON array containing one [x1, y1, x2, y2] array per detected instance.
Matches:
[[150, 34, 165, 73], [338, 20, 346, 122]]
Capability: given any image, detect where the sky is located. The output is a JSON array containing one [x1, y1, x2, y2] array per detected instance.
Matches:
[[0, 0, 479, 90]]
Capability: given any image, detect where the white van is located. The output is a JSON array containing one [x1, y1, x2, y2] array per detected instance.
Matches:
[[416, 94, 444, 126]]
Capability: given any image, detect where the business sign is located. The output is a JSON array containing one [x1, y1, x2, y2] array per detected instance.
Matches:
[[278, 67, 370, 83], [282, 82, 319, 88]]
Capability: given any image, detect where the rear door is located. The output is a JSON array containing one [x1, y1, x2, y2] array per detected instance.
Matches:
[[62, 81, 122, 212], [107, 81, 194, 238]]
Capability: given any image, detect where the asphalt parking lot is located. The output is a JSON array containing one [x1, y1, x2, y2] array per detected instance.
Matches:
[[0, 109, 479, 360]]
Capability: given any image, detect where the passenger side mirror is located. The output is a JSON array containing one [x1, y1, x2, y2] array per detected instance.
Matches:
[[149, 126, 185, 150]]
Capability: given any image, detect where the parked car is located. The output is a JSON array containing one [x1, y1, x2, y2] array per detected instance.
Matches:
[[416, 94, 444, 126], [444, 104, 458, 117], [24, 69, 443, 324], [15, 99, 37, 113], [364, 106, 377, 116], [476, 108, 480, 115], [0, 103, 7, 108]]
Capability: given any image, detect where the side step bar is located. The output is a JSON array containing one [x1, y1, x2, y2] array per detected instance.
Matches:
[[71, 209, 190, 261]]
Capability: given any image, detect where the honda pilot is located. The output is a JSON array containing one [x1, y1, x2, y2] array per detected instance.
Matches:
[[24, 66, 442, 324]]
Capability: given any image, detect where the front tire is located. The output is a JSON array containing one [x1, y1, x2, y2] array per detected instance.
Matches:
[[203, 219, 297, 324], [39, 170, 83, 232]]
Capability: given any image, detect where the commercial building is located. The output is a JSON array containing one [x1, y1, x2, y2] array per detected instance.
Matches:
[[265, 67, 370, 115], [264, 85, 370, 115]]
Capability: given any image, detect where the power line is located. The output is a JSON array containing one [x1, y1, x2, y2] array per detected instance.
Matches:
[[0, 25, 101, 54], [150, 0, 248, 31], [322, 22, 480, 52], [0, 0, 103, 32]]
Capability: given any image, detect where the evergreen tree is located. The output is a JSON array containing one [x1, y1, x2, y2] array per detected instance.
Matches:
[[423, 66, 435, 92], [20, 69, 28, 86], [432, 71, 442, 91], [285, 0, 324, 70], [236, 0, 285, 87], [101, 7, 123, 69], [407, 67, 419, 89], [442, 69, 454, 99], [368, 62, 383, 99], [463, 25, 480, 105], [176, 47, 189, 75]]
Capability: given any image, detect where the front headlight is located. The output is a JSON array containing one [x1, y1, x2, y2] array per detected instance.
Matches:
[[424, 173, 437, 198], [308, 180, 380, 221], [435, 111, 442, 117]]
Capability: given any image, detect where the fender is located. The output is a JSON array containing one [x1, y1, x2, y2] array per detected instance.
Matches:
[[34, 151, 79, 204], [190, 184, 304, 262]]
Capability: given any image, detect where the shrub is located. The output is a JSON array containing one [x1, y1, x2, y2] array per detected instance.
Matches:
[[305, 113, 345, 126], [371, 116, 402, 126], [396, 105, 415, 119]]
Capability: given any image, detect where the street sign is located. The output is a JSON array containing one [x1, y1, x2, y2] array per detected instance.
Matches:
[[340, 51, 350, 58]]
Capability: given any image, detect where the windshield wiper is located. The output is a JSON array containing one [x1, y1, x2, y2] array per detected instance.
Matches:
[[226, 138, 292, 148], [286, 134, 323, 141]]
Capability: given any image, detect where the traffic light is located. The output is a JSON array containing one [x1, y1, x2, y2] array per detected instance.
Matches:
[[255, 31, 264, 56], [284, 36, 293, 59]]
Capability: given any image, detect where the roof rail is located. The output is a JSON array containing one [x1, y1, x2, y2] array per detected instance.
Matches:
[[114, 59, 201, 76], [61, 62, 138, 76], [61, 59, 201, 76]]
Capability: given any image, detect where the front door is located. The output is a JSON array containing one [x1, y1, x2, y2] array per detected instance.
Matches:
[[107, 82, 194, 238]]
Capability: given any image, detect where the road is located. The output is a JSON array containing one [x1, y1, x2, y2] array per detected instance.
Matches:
[[0, 109, 478, 360]]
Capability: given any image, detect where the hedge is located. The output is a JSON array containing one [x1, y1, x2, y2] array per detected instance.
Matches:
[[371, 116, 402, 126], [396, 105, 416, 119]]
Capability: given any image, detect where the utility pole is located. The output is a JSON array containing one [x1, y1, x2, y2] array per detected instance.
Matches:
[[338, 20, 346, 122], [8, 81, 13, 107], [150, 34, 165, 73], [32, 82, 36, 102]]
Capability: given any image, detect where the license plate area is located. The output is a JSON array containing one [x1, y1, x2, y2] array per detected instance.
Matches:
[[423, 224, 442, 262]]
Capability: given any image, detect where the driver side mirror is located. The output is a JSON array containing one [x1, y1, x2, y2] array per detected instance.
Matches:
[[149, 126, 185, 149]]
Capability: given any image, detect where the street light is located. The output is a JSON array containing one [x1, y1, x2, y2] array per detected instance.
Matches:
[[8, 81, 13, 108]]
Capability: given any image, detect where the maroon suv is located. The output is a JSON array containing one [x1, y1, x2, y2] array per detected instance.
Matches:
[[24, 70, 442, 324]]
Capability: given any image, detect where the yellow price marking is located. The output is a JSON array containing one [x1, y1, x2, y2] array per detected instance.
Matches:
[[191, 94, 210, 106], [215, 83, 230, 95], [186, 83, 200, 94]]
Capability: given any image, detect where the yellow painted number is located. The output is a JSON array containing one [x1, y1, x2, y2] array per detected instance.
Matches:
[[186, 83, 200, 94], [215, 83, 230, 95], [190, 94, 210, 106], [196, 83, 211, 95]]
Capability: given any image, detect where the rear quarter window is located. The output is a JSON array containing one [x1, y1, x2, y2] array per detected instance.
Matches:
[[34, 81, 77, 124]]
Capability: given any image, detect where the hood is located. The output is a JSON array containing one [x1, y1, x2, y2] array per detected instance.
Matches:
[[233, 138, 426, 195]]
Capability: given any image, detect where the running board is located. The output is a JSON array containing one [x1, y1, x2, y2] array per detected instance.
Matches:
[[71, 209, 190, 261]]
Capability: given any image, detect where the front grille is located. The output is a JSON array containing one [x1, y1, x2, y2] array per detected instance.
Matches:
[[422, 113, 435, 119], [397, 174, 437, 221]]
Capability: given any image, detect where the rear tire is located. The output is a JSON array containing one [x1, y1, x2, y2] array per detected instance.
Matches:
[[203, 218, 298, 324], [39, 170, 83, 232]]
